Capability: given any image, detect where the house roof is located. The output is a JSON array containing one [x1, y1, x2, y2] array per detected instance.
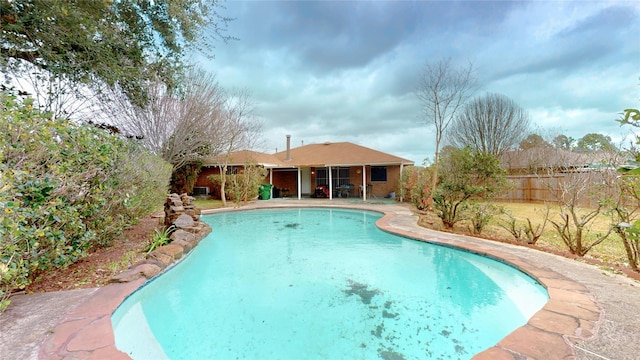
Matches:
[[273, 142, 414, 167], [202, 142, 414, 168], [203, 150, 283, 167]]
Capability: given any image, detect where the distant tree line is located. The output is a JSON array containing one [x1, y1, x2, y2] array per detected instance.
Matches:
[[519, 132, 616, 153]]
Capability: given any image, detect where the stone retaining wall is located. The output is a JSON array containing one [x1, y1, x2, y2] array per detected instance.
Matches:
[[110, 193, 211, 283]]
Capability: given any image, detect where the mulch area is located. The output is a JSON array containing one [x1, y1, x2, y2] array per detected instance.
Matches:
[[25, 216, 161, 293]]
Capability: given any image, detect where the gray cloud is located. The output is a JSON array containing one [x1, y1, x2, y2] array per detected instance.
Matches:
[[203, 0, 640, 164]]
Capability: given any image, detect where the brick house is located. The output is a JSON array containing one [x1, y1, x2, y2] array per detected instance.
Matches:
[[194, 136, 414, 201]]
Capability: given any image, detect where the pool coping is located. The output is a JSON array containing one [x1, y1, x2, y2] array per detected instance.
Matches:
[[375, 209, 601, 359], [38, 201, 604, 359]]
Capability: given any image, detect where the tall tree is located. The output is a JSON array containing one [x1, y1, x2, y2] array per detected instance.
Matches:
[[552, 134, 575, 150], [415, 58, 477, 197], [111, 67, 227, 171], [0, 0, 231, 108], [576, 133, 615, 152], [519, 133, 551, 150], [447, 92, 530, 156], [105, 67, 237, 193], [214, 90, 262, 206]]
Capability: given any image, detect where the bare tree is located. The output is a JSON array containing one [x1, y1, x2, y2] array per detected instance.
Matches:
[[1, 62, 105, 121], [214, 89, 262, 206], [447, 93, 530, 156], [101, 67, 262, 197], [540, 147, 625, 256], [107, 67, 227, 171], [415, 58, 477, 195], [547, 170, 614, 256]]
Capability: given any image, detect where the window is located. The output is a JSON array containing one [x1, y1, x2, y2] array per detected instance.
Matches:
[[370, 166, 387, 182], [315, 167, 350, 188]]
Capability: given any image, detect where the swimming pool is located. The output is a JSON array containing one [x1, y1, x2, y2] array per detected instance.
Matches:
[[112, 208, 548, 359]]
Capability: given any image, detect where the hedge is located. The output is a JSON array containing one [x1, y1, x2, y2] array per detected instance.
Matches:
[[0, 93, 172, 310]]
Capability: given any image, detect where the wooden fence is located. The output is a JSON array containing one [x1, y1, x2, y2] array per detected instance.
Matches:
[[496, 173, 618, 208]]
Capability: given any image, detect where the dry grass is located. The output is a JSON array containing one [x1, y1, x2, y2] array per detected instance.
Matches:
[[419, 201, 629, 268]]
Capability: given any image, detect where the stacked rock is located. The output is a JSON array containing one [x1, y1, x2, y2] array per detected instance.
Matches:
[[164, 193, 184, 227], [164, 193, 204, 233], [110, 192, 212, 284], [180, 193, 201, 222]]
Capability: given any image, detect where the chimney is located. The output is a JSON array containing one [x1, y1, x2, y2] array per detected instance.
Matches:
[[286, 135, 291, 161]]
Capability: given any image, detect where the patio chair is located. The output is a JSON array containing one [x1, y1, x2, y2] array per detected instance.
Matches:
[[359, 184, 376, 199], [367, 184, 376, 199], [339, 184, 354, 198]]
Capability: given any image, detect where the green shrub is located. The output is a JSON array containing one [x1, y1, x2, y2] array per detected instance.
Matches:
[[400, 166, 432, 210], [433, 147, 507, 229], [466, 202, 502, 235], [0, 92, 172, 310], [208, 163, 268, 206], [144, 226, 175, 254]]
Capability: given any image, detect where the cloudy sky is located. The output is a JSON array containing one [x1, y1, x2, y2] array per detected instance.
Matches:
[[196, 0, 640, 164]]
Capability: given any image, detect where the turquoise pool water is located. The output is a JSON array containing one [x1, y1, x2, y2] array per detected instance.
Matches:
[[112, 208, 548, 360]]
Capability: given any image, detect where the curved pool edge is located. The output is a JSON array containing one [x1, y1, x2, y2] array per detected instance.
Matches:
[[373, 208, 601, 360], [40, 201, 601, 360]]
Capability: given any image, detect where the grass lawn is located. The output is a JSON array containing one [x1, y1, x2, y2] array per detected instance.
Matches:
[[420, 201, 630, 269], [194, 198, 225, 210], [495, 202, 624, 265]]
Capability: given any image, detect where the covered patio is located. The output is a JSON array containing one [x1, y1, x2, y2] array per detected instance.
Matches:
[[195, 138, 414, 201]]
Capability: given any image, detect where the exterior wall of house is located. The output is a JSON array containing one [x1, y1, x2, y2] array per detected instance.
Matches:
[[366, 165, 402, 198], [194, 164, 407, 199], [317, 165, 404, 198], [271, 169, 298, 197], [194, 166, 220, 197]]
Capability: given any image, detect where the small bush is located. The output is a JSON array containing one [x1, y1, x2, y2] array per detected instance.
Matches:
[[145, 226, 174, 254], [547, 172, 613, 256], [466, 202, 502, 235], [400, 166, 431, 210], [433, 147, 507, 229], [208, 163, 268, 206], [499, 206, 549, 244]]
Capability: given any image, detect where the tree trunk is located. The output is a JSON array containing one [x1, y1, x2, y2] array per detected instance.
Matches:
[[429, 148, 440, 208], [220, 165, 227, 207], [621, 236, 639, 272]]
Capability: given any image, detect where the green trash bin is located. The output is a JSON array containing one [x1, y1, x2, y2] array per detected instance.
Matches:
[[259, 183, 272, 200]]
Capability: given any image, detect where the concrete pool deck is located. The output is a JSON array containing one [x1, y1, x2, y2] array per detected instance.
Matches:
[[1, 199, 639, 359]]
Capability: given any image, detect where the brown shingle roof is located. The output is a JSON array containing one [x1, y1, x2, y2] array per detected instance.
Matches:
[[203, 142, 414, 168], [273, 142, 414, 166], [203, 150, 284, 167]]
